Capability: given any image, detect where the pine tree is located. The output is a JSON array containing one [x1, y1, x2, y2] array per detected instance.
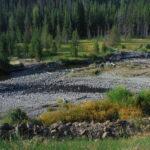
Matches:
[[51, 41, 57, 54], [41, 16, 49, 49], [108, 26, 121, 47], [62, 26, 68, 44], [30, 29, 42, 61], [71, 29, 79, 57], [55, 25, 62, 51], [6, 30, 16, 56], [23, 33, 29, 56], [32, 5, 40, 28], [101, 41, 107, 53], [16, 28, 22, 43], [0, 33, 9, 68], [94, 40, 99, 55]]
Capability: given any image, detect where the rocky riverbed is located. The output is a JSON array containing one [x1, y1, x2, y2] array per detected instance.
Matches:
[[1, 52, 150, 117]]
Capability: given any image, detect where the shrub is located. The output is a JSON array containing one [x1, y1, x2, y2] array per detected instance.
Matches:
[[39, 100, 119, 125], [121, 45, 126, 49], [47, 107, 57, 112], [93, 40, 100, 55], [136, 89, 150, 115], [107, 26, 121, 47], [107, 86, 134, 106], [39, 111, 65, 125], [146, 44, 150, 49], [101, 41, 107, 53], [139, 44, 143, 49], [61, 102, 74, 110], [119, 106, 142, 120], [8, 108, 28, 124]]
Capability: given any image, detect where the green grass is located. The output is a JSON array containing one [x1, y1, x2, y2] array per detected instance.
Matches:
[[118, 38, 150, 52], [107, 86, 134, 106], [1, 136, 150, 150], [11, 38, 150, 64]]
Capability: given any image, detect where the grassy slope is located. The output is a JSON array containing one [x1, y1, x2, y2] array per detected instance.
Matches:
[[1, 136, 150, 150]]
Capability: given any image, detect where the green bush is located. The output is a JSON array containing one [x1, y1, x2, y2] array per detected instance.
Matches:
[[101, 41, 107, 53], [107, 86, 134, 106], [8, 108, 28, 124], [121, 45, 126, 49], [139, 44, 143, 49], [136, 90, 150, 115], [146, 44, 150, 49]]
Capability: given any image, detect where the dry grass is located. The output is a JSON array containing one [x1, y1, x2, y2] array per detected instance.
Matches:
[[39, 100, 119, 125], [119, 106, 142, 120], [39, 99, 144, 125]]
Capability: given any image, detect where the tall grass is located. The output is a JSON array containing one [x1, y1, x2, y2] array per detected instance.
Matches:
[[137, 89, 150, 115], [107, 86, 134, 106], [1, 136, 150, 150], [39, 100, 119, 125]]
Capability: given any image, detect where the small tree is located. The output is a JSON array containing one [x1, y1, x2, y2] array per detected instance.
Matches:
[[93, 40, 99, 55], [6, 30, 16, 56], [62, 26, 68, 44], [41, 17, 53, 49], [0, 34, 9, 68], [101, 41, 107, 53], [108, 26, 121, 47], [51, 41, 57, 54], [47, 33, 53, 49], [30, 29, 42, 61], [8, 108, 28, 124], [55, 25, 62, 51], [71, 29, 79, 57], [23, 31, 30, 56]]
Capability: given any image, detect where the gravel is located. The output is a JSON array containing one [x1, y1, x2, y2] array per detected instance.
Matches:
[[1, 58, 150, 117]]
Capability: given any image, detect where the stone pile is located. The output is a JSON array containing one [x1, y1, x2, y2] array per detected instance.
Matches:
[[0, 120, 135, 140]]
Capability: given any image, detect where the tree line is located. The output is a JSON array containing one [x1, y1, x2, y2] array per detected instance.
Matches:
[[0, 0, 150, 62]]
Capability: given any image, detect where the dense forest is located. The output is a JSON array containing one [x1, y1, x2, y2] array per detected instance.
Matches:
[[0, 0, 150, 62]]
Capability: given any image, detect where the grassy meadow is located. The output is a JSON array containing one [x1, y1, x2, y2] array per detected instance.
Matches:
[[41, 38, 150, 61], [12, 38, 150, 64], [1, 136, 150, 150]]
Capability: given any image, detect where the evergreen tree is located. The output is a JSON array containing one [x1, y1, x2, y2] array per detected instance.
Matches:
[[23, 33, 29, 57], [41, 16, 50, 49], [16, 28, 22, 43], [0, 33, 9, 68], [0, 0, 150, 54], [55, 25, 62, 51], [71, 29, 79, 57], [6, 30, 16, 56], [94, 40, 99, 55], [51, 41, 57, 54], [101, 41, 107, 53], [47, 33, 53, 49], [32, 5, 40, 28], [107, 26, 121, 47], [30, 29, 42, 61]]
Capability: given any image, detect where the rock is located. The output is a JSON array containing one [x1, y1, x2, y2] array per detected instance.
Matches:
[[79, 129, 86, 135], [99, 63, 105, 68], [51, 122, 62, 129], [102, 132, 108, 139], [26, 122, 35, 129], [0, 120, 136, 140], [16, 123, 27, 132], [0, 123, 14, 130]]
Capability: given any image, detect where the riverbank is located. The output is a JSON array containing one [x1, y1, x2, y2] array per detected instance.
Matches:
[[1, 52, 150, 117]]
